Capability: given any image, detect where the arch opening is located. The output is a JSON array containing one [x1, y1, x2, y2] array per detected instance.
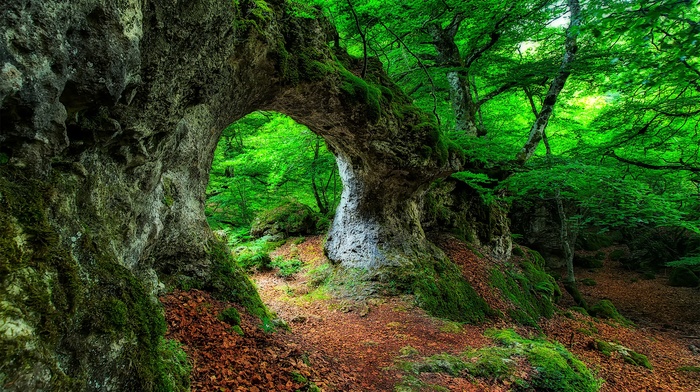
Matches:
[[206, 111, 341, 241]]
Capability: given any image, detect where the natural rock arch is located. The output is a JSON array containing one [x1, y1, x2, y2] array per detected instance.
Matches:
[[0, 0, 474, 389]]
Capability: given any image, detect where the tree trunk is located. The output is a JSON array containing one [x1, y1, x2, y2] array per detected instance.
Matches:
[[516, 0, 581, 163], [446, 71, 481, 136], [555, 188, 587, 309]]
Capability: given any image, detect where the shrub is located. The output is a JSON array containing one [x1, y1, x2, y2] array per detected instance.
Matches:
[[271, 257, 303, 278]]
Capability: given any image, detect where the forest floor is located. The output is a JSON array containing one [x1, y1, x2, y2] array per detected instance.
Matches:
[[161, 236, 700, 391]]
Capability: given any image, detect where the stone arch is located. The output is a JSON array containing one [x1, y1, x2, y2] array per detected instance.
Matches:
[[0, 0, 464, 389]]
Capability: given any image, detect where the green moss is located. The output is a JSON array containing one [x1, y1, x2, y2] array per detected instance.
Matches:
[[489, 256, 559, 326], [589, 299, 631, 325], [230, 325, 245, 336], [162, 177, 175, 207], [219, 307, 242, 326], [404, 256, 493, 323], [512, 246, 525, 257], [201, 238, 271, 323], [338, 68, 382, 122], [570, 306, 589, 316], [398, 329, 601, 392], [0, 169, 82, 387], [157, 338, 191, 392], [594, 340, 614, 356], [581, 278, 597, 287], [595, 340, 652, 369], [624, 350, 652, 369]]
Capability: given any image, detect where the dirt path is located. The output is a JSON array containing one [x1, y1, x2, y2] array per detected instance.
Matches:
[[162, 237, 700, 391]]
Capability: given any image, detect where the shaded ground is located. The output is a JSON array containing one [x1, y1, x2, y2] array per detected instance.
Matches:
[[162, 236, 700, 391]]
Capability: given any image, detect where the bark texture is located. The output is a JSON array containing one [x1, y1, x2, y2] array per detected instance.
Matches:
[[0, 0, 460, 389]]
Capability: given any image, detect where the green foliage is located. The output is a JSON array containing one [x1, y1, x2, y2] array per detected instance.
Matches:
[[236, 250, 272, 271], [206, 112, 340, 232], [271, 256, 303, 278], [397, 329, 601, 392], [219, 307, 242, 326]]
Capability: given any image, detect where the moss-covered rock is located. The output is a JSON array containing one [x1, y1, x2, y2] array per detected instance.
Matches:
[[589, 299, 631, 325], [574, 253, 605, 268], [489, 250, 560, 326], [594, 340, 652, 369], [407, 257, 494, 323], [250, 201, 321, 239], [219, 307, 242, 326], [397, 329, 602, 392], [668, 266, 700, 287]]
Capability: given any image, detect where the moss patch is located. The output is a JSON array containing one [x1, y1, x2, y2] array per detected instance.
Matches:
[[489, 250, 560, 326], [668, 266, 700, 287], [396, 329, 602, 392], [403, 256, 494, 323], [0, 167, 190, 390], [589, 299, 631, 325], [338, 68, 383, 123], [594, 340, 653, 369]]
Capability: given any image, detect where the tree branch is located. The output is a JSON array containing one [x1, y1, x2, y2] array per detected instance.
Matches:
[[380, 21, 442, 125], [606, 150, 700, 173]]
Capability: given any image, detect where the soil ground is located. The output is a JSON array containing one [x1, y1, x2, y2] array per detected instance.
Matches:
[[161, 236, 700, 391]]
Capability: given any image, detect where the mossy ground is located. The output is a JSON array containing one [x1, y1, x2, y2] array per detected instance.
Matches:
[[395, 329, 602, 392]]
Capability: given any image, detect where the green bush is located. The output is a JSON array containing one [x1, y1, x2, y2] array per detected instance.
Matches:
[[271, 256, 303, 277]]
